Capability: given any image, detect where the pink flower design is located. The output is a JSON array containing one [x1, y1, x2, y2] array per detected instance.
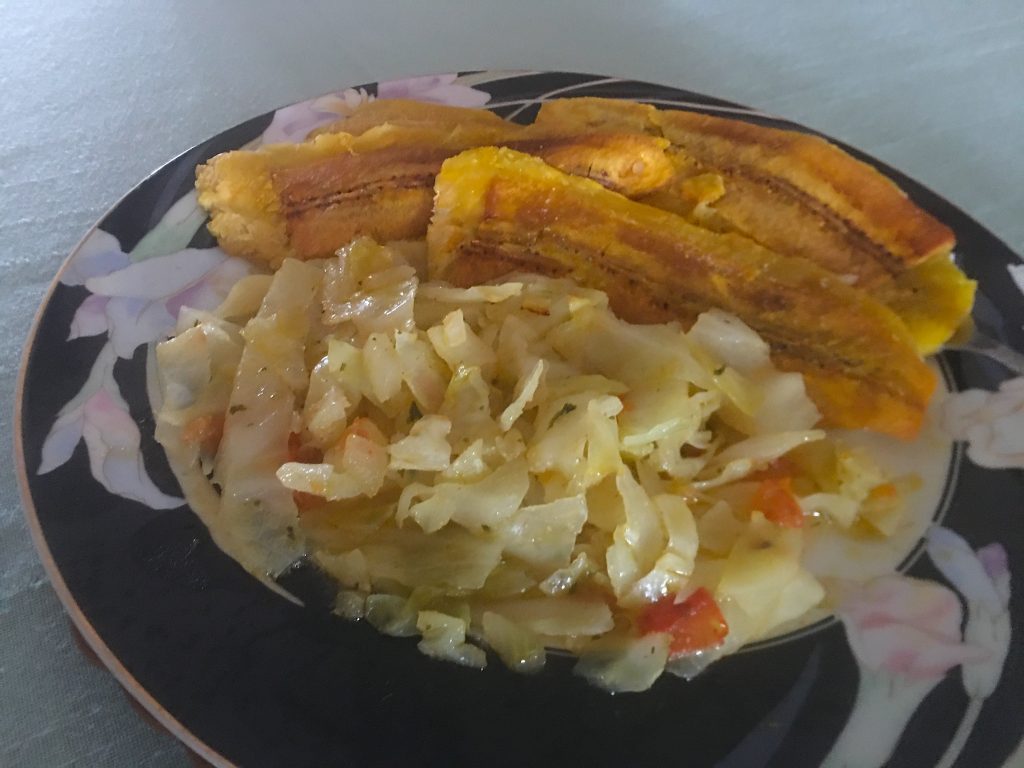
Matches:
[[923, 528, 1012, 767], [42, 218, 253, 506], [261, 87, 374, 144], [926, 527, 1011, 698], [941, 377, 1024, 469], [260, 73, 491, 144], [80, 246, 250, 358], [39, 346, 182, 509], [377, 73, 491, 107], [837, 575, 987, 680], [68, 293, 110, 340], [62, 228, 130, 286], [978, 543, 1009, 584], [823, 575, 988, 767], [64, 228, 252, 356]]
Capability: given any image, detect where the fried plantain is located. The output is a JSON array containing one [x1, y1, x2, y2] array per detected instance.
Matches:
[[534, 97, 970, 350], [876, 254, 977, 355], [196, 123, 674, 267], [535, 98, 955, 275], [428, 147, 936, 439]]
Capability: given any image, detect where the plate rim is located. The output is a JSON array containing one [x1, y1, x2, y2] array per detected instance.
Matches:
[[13, 180, 237, 767]]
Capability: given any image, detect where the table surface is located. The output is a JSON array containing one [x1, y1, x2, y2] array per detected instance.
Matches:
[[2, 1, 1023, 765]]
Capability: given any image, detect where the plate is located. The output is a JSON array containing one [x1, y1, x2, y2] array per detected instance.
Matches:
[[15, 70, 1024, 768]]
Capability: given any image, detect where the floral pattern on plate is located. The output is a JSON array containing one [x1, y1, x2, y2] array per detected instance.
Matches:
[[824, 526, 1011, 767], [38, 195, 251, 507]]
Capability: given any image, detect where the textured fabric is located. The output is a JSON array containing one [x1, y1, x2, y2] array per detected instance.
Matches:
[[2, 1, 1022, 765]]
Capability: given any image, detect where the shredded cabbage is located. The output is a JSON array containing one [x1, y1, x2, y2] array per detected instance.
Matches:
[[482, 612, 545, 673], [416, 611, 487, 668], [573, 634, 671, 693], [155, 237, 911, 693]]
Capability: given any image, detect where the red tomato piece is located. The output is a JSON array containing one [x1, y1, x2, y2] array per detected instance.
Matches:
[[752, 476, 804, 528], [637, 587, 729, 655]]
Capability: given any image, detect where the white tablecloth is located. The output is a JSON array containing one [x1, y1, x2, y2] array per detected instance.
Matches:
[[2, 1, 1022, 764]]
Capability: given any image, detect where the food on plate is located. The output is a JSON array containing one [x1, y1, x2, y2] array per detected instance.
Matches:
[[196, 97, 973, 357], [875, 255, 977, 355], [429, 147, 936, 439], [155, 238, 913, 692], [196, 124, 674, 267], [532, 97, 973, 354], [169, 95, 975, 691], [535, 97, 954, 276]]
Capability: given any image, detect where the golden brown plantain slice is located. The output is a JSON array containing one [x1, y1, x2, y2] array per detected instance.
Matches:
[[877, 255, 976, 356], [310, 100, 670, 196], [515, 131, 674, 197], [197, 123, 674, 267], [655, 109, 956, 274], [428, 147, 936, 439], [535, 98, 956, 279], [533, 97, 658, 134], [534, 97, 970, 350], [308, 98, 511, 138]]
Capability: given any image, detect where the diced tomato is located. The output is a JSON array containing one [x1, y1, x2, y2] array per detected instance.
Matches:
[[752, 476, 804, 528], [637, 587, 729, 655]]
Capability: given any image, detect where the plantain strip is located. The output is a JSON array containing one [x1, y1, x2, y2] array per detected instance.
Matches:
[[534, 97, 971, 350], [427, 147, 936, 439], [196, 123, 674, 267]]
